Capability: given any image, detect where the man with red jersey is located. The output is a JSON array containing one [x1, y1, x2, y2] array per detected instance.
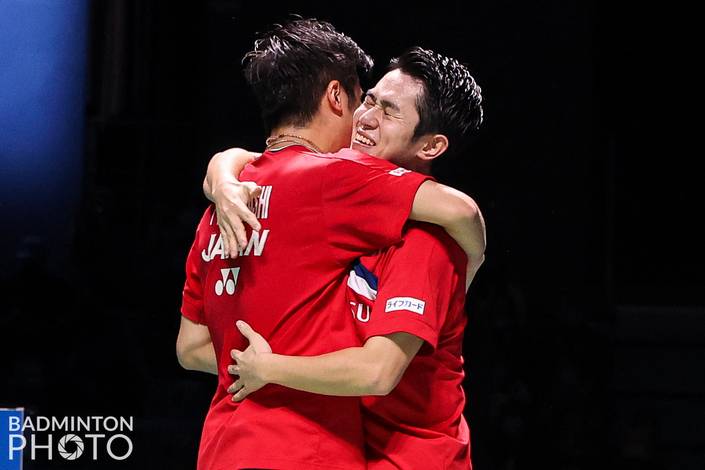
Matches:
[[224, 47, 485, 469], [176, 20, 483, 470]]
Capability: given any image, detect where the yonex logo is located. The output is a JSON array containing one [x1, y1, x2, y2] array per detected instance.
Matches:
[[215, 268, 240, 296]]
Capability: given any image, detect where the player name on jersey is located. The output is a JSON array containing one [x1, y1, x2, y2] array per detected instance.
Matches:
[[248, 185, 273, 219], [202, 185, 273, 262], [201, 231, 269, 261]]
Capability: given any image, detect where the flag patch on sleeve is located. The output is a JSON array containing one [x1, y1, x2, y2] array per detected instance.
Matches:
[[385, 297, 425, 315]]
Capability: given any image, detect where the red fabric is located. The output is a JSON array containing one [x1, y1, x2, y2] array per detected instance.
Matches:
[[180, 146, 430, 470], [348, 223, 472, 469]]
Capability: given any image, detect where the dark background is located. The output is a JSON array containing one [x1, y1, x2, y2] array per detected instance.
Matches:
[[1, 1, 703, 469]]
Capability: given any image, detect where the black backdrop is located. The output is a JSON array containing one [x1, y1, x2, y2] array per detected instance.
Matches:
[[1, 1, 703, 469]]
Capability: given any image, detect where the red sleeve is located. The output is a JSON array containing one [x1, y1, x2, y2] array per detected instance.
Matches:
[[321, 150, 432, 264], [358, 224, 467, 350], [180, 208, 211, 325]]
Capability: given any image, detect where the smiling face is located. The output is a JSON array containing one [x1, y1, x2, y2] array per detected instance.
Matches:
[[350, 69, 428, 168]]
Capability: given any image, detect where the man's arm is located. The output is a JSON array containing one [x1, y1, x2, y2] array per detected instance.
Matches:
[[203, 148, 262, 258], [176, 316, 217, 375], [203, 148, 260, 200], [204, 148, 485, 265], [411, 181, 486, 280], [228, 226, 469, 400], [227, 322, 422, 400]]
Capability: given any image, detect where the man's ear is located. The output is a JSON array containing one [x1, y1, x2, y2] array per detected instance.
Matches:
[[416, 134, 449, 161], [325, 80, 344, 116]]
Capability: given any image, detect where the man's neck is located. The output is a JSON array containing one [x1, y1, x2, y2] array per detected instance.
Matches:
[[401, 158, 432, 176], [269, 122, 340, 153], [416, 162, 433, 176]]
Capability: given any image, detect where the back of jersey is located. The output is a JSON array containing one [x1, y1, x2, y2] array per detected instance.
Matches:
[[182, 145, 430, 470]]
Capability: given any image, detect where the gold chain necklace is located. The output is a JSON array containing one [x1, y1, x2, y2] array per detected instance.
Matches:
[[265, 133, 322, 153]]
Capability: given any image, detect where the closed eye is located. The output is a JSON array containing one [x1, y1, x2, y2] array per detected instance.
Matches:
[[363, 92, 398, 117]]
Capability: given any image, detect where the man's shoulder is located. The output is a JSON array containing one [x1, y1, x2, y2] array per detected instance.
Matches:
[[317, 148, 406, 173], [396, 223, 467, 269], [357, 224, 459, 278]]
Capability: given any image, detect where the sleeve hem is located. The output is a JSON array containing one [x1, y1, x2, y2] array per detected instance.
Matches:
[[361, 316, 439, 351], [391, 175, 433, 244], [180, 299, 205, 325]]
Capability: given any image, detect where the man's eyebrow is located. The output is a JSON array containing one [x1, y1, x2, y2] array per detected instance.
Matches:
[[366, 91, 400, 112]]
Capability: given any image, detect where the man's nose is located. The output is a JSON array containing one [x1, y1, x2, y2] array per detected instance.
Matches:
[[358, 107, 380, 129]]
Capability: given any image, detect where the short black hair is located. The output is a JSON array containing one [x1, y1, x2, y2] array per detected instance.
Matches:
[[388, 47, 483, 157], [243, 18, 374, 133]]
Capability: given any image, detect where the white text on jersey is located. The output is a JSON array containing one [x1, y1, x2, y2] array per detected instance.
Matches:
[[201, 230, 270, 261], [385, 297, 426, 315], [247, 185, 273, 219]]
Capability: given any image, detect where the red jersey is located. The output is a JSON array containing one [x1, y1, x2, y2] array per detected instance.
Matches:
[[346, 223, 471, 469], [181, 146, 430, 470]]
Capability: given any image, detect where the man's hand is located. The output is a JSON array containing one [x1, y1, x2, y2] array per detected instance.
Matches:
[[213, 180, 262, 258], [227, 321, 273, 402], [203, 148, 263, 258]]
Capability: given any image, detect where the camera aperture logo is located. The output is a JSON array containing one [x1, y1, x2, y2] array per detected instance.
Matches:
[[57, 434, 84, 460], [2, 413, 134, 463]]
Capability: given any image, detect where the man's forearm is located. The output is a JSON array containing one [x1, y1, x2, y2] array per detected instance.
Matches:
[[260, 347, 387, 396], [180, 342, 218, 375], [250, 332, 422, 397], [465, 253, 485, 291], [203, 149, 258, 201]]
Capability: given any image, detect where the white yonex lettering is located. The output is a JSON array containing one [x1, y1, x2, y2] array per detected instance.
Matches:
[[385, 297, 426, 315]]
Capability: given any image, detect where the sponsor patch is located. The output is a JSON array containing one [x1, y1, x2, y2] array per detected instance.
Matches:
[[385, 297, 425, 315], [389, 167, 411, 177]]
